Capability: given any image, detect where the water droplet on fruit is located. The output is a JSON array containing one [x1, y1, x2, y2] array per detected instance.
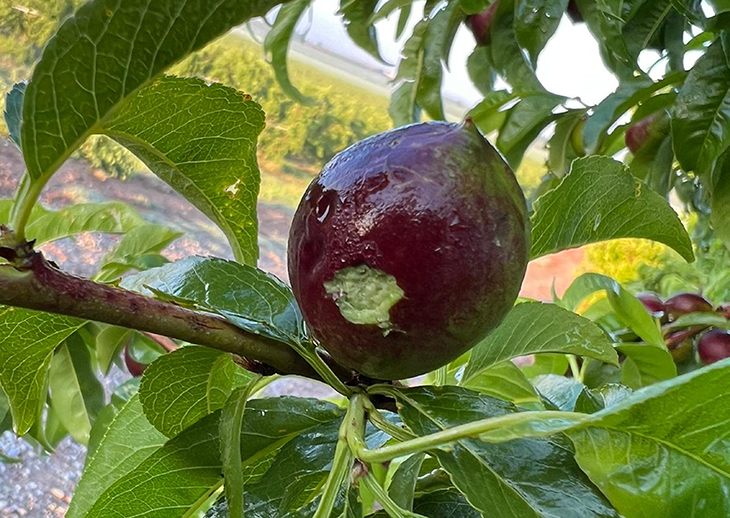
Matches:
[[315, 190, 336, 223]]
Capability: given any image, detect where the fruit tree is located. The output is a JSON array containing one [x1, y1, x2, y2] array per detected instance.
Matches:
[[1, 0, 730, 517]]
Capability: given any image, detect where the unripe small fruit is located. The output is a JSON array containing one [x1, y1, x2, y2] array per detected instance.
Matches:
[[637, 292, 665, 317], [124, 345, 147, 377], [288, 121, 529, 380], [467, 1, 499, 46], [698, 329, 730, 364], [665, 292, 713, 318]]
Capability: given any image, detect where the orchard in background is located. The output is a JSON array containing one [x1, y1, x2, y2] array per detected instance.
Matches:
[[1, 0, 730, 517]]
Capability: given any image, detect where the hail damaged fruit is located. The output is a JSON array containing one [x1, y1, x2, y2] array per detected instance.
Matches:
[[288, 121, 529, 380]]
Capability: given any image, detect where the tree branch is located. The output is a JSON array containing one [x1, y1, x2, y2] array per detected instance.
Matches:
[[0, 250, 347, 381]]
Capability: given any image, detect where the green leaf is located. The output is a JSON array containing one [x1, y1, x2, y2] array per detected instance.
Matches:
[[514, 0, 570, 64], [672, 40, 730, 176], [3, 82, 25, 149], [533, 374, 586, 411], [0, 200, 146, 243], [220, 381, 258, 518], [582, 77, 654, 152], [391, 386, 620, 518], [86, 378, 141, 461], [478, 360, 730, 516], [341, 0, 381, 61], [463, 302, 618, 384], [629, 135, 674, 197], [413, 3, 462, 121], [48, 334, 105, 444], [122, 256, 306, 346], [560, 273, 665, 347], [388, 454, 425, 511], [34, 202, 143, 244], [370, 0, 414, 23], [461, 361, 542, 408], [617, 344, 677, 389], [67, 395, 167, 518], [622, 0, 674, 59], [491, 0, 543, 90], [712, 155, 730, 251], [530, 156, 694, 261], [520, 353, 569, 379], [139, 346, 237, 437], [467, 90, 516, 135], [20, 0, 282, 184], [567, 360, 730, 517], [96, 223, 181, 282], [85, 397, 343, 518], [0, 307, 84, 434], [101, 76, 264, 264], [548, 110, 586, 179], [412, 490, 481, 518], [390, 21, 427, 126], [264, 0, 315, 105], [95, 325, 132, 375], [497, 93, 563, 168], [466, 47, 497, 96]]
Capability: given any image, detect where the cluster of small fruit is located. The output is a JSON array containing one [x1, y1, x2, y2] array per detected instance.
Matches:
[[637, 292, 730, 364]]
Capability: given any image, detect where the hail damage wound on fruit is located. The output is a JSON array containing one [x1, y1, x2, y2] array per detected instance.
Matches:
[[288, 121, 529, 380], [323, 264, 404, 333]]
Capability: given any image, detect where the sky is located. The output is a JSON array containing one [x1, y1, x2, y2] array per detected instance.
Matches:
[[279, 0, 623, 110]]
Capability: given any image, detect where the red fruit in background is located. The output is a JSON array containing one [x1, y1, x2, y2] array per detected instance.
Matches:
[[566, 0, 583, 22], [698, 329, 730, 364], [124, 345, 148, 377], [288, 121, 529, 380], [665, 292, 713, 318], [625, 117, 652, 153], [664, 326, 703, 363], [467, 1, 499, 46], [637, 292, 665, 317]]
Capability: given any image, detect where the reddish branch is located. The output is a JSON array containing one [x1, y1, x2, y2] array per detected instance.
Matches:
[[0, 249, 351, 381]]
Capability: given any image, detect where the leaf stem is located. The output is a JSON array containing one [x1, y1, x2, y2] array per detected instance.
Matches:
[[9, 172, 44, 241], [567, 354, 583, 382], [297, 342, 353, 397], [362, 397, 416, 442], [360, 471, 426, 518], [220, 378, 261, 518], [355, 394, 583, 463], [313, 401, 356, 518]]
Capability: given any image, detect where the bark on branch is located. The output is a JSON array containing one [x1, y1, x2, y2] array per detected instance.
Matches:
[[0, 250, 345, 381]]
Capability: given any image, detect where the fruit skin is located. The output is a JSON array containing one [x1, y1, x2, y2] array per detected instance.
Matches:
[[566, 0, 583, 22], [665, 326, 702, 363], [288, 121, 529, 380], [637, 292, 665, 317], [665, 292, 713, 318], [124, 345, 148, 377], [625, 113, 670, 153], [698, 329, 730, 364], [467, 1, 499, 46]]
